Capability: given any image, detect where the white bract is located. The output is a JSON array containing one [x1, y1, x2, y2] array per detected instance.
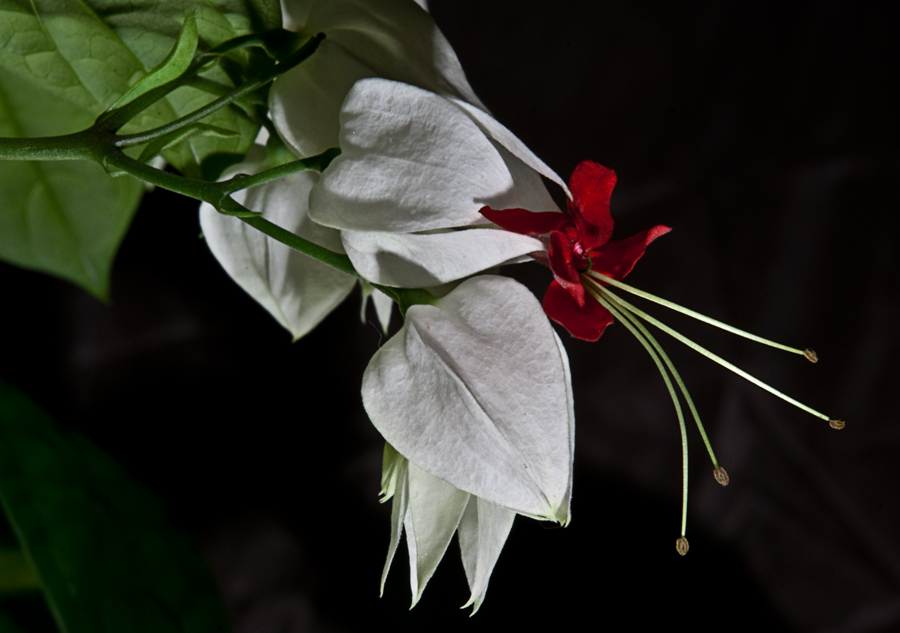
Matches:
[[199, 154, 356, 340], [306, 78, 570, 288], [274, 0, 484, 159], [365, 276, 575, 610]]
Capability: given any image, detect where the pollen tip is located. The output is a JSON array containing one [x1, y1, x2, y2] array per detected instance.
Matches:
[[829, 418, 846, 430], [804, 348, 819, 363], [676, 536, 690, 556], [713, 467, 730, 486]]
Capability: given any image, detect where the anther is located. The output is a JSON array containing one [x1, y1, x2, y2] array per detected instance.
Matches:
[[713, 467, 730, 486], [804, 348, 819, 363], [829, 418, 846, 430], [676, 537, 689, 556]]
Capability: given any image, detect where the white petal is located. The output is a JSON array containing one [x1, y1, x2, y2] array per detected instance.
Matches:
[[272, 0, 483, 157], [199, 162, 355, 340], [309, 79, 516, 232], [458, 497, 516, 614], [452, 98, 571, 199], [404, 462, 471, 607], [341, 228, 543, 287], [362, 276, 575, 521]]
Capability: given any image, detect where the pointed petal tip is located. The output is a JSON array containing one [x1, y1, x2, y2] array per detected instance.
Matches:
[[460, 596, 482, 616]]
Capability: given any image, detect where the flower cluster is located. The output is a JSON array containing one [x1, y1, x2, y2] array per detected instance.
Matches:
[[201, 0, 843, 613]]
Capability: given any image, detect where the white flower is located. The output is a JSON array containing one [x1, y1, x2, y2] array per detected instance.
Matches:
[[273, 0, 484, 159], [306, 78, 570, 288], [199, 152, 357, 339], [364, 275, 575, 610]]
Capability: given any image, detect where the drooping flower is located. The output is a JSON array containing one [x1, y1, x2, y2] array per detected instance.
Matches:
[[481, 161, 671, 341], [363, 275, 575, 609], [307, 78, 568, 288]]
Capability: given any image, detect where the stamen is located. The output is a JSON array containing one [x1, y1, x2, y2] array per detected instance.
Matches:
[[585, 278, 723, 470], [829, 419, 846, 430], [588, 288, 690, 543], [587, 271, 811, 359], [676, 536, 690, 556], [594, 287, 836, 424], [804, 348, 819, 363]]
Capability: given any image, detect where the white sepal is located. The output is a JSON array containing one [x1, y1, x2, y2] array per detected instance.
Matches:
[[310, 79, 518, 233], [458, 496, 516, 615], [451, 98, 570, 199], [362, 275, 575, 522], [272, 0, 483, 158], [405, 462, 471, 607], [199, 160, 355, 340], [340, 228, 542, 288]]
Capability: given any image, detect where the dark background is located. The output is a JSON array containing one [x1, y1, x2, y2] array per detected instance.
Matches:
[[2, 1, 898, 631]]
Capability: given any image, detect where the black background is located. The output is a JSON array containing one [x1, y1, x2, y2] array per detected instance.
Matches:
[[1, 1, 898, 631]]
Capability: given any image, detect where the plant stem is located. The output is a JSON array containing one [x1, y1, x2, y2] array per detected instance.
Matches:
[[114, 33, 325, 148]]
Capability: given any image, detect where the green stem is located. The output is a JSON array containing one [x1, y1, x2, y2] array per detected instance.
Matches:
[[0, 131, 99, 162], [220, 149, 340, 193], [114, 33, 325, 148]]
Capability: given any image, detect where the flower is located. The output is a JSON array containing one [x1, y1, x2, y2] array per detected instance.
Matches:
[[481, 161, 671, 341], [307, 78, 569, 288], [363, 275, 575, 609]]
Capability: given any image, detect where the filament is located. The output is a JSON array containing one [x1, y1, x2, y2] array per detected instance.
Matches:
[[586, 271, 812, 360], [587, 287, 689, 538]]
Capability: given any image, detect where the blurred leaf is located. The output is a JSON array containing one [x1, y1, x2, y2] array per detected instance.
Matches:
[[0, 379, 230, 633], [0, 0, 281, 296], [0, 548, 41, 595]]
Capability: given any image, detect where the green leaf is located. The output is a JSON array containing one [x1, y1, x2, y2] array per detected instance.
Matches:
[[0, 68, 143, 299], [0, 379, 231, 633], [108, 11, 200, 112], [0, 0, 281, 296], [136, 122, 239, 165]]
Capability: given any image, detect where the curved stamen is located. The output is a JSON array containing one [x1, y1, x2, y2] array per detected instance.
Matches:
[[585, 277, 722, 471], [586, 271, 813, 360], [588, 287, 690, 542], [596, 287, 835, 423]]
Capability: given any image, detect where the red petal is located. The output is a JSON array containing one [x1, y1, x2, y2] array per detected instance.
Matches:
[[548, 231, 585, 306], [543, 281, 615, 341], [479, 207, 571, 235], [589, 225, 671, 281], [568, 161, 616, 250]]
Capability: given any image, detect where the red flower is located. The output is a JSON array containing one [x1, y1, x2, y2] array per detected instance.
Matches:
[[480, 161, 670, 341]]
